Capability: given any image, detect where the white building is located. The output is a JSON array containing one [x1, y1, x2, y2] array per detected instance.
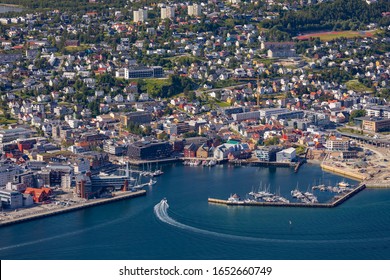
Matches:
[[259, 108, 289, 119], [188, 3, 201, 17], [133, 8, 148, 23], [0, 189, 23, 209], [276, 148, 296, 162], [325, 136, 350, 151], [161, 5, 175, 19], [232, 111, 260, 121]]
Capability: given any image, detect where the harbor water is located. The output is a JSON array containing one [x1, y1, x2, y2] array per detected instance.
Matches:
[[1, 163, 390, 260]]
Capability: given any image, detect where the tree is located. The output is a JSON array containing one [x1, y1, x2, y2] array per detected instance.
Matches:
[[264, 136, 280, 146], [349, 109, 366, 122]]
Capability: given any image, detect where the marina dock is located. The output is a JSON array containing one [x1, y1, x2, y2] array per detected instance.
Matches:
[[0, 190, 146, 227], [208, 184, 366, 208]]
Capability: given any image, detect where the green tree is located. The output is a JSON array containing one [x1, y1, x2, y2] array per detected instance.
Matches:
[[349, 109, 366, 122]]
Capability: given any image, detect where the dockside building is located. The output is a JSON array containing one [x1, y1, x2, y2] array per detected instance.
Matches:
[[127, 141, 172, 160]]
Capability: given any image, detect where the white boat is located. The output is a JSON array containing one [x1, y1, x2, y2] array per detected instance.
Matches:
[[228, 194, 244, 204], [152, 170, 164, 177], [338, 181, 350, 188]]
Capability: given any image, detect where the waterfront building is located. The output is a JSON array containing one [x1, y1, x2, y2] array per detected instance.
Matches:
[[184, 143, 197, 158], [127, 141, 172, 160], [325, 136, 350, 151], [0, 189, 23, 209], [276, 147, 296, 162], [90, 174, 129, 191], [196, 144, 213, 158], [213, 143, 250, 160], [24, 187, 52, 203], [254, 146, 282, 162]]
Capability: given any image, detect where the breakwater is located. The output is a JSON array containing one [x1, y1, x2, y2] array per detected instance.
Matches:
[[0, 190, 146, 227], [208, 184, 366, 208]]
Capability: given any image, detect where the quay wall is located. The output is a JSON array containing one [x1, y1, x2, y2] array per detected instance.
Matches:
[[0, 190, 146, 227], [320, 164, 366, 181]]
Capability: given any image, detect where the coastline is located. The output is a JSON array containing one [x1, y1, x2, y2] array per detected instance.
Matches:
[[0, 190, 146, 227]]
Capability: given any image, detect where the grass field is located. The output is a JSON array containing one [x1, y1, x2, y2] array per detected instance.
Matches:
[[0, 117, 17, 125], [216, 101, 231, 107], [345, 80, 373, 93], [297, 30, 377, 41], [64, 44, 90, 53]]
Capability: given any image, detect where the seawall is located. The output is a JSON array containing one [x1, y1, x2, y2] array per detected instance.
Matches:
[[320, 164, 366, 181], [0, 190, 146, 227]]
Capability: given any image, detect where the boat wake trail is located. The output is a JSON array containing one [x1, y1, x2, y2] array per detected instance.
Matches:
[[154, 199, 390, 245], [0, 209, 139, 252]]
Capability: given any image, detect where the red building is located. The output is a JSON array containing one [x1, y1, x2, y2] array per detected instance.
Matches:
[[24, 187, 52, 203], [183, 143, 197, 158]]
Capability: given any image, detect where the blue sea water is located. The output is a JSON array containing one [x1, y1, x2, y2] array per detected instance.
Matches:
[[1, 163, 390, 260]]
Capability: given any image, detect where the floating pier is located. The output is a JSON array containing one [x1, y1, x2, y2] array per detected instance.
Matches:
[[208, 184, 366, 208]]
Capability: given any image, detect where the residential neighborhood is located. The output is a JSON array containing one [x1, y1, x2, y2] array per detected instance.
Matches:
[[0, 0, 389, 210]]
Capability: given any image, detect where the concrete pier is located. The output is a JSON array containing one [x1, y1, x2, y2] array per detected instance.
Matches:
[[0, 190, 146, 227], [208, 184, 366, 208]]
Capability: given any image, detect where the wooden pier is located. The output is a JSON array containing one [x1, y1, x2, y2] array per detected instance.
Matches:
[[0, 190, 146, 227], [208, 184, 366, 208]]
